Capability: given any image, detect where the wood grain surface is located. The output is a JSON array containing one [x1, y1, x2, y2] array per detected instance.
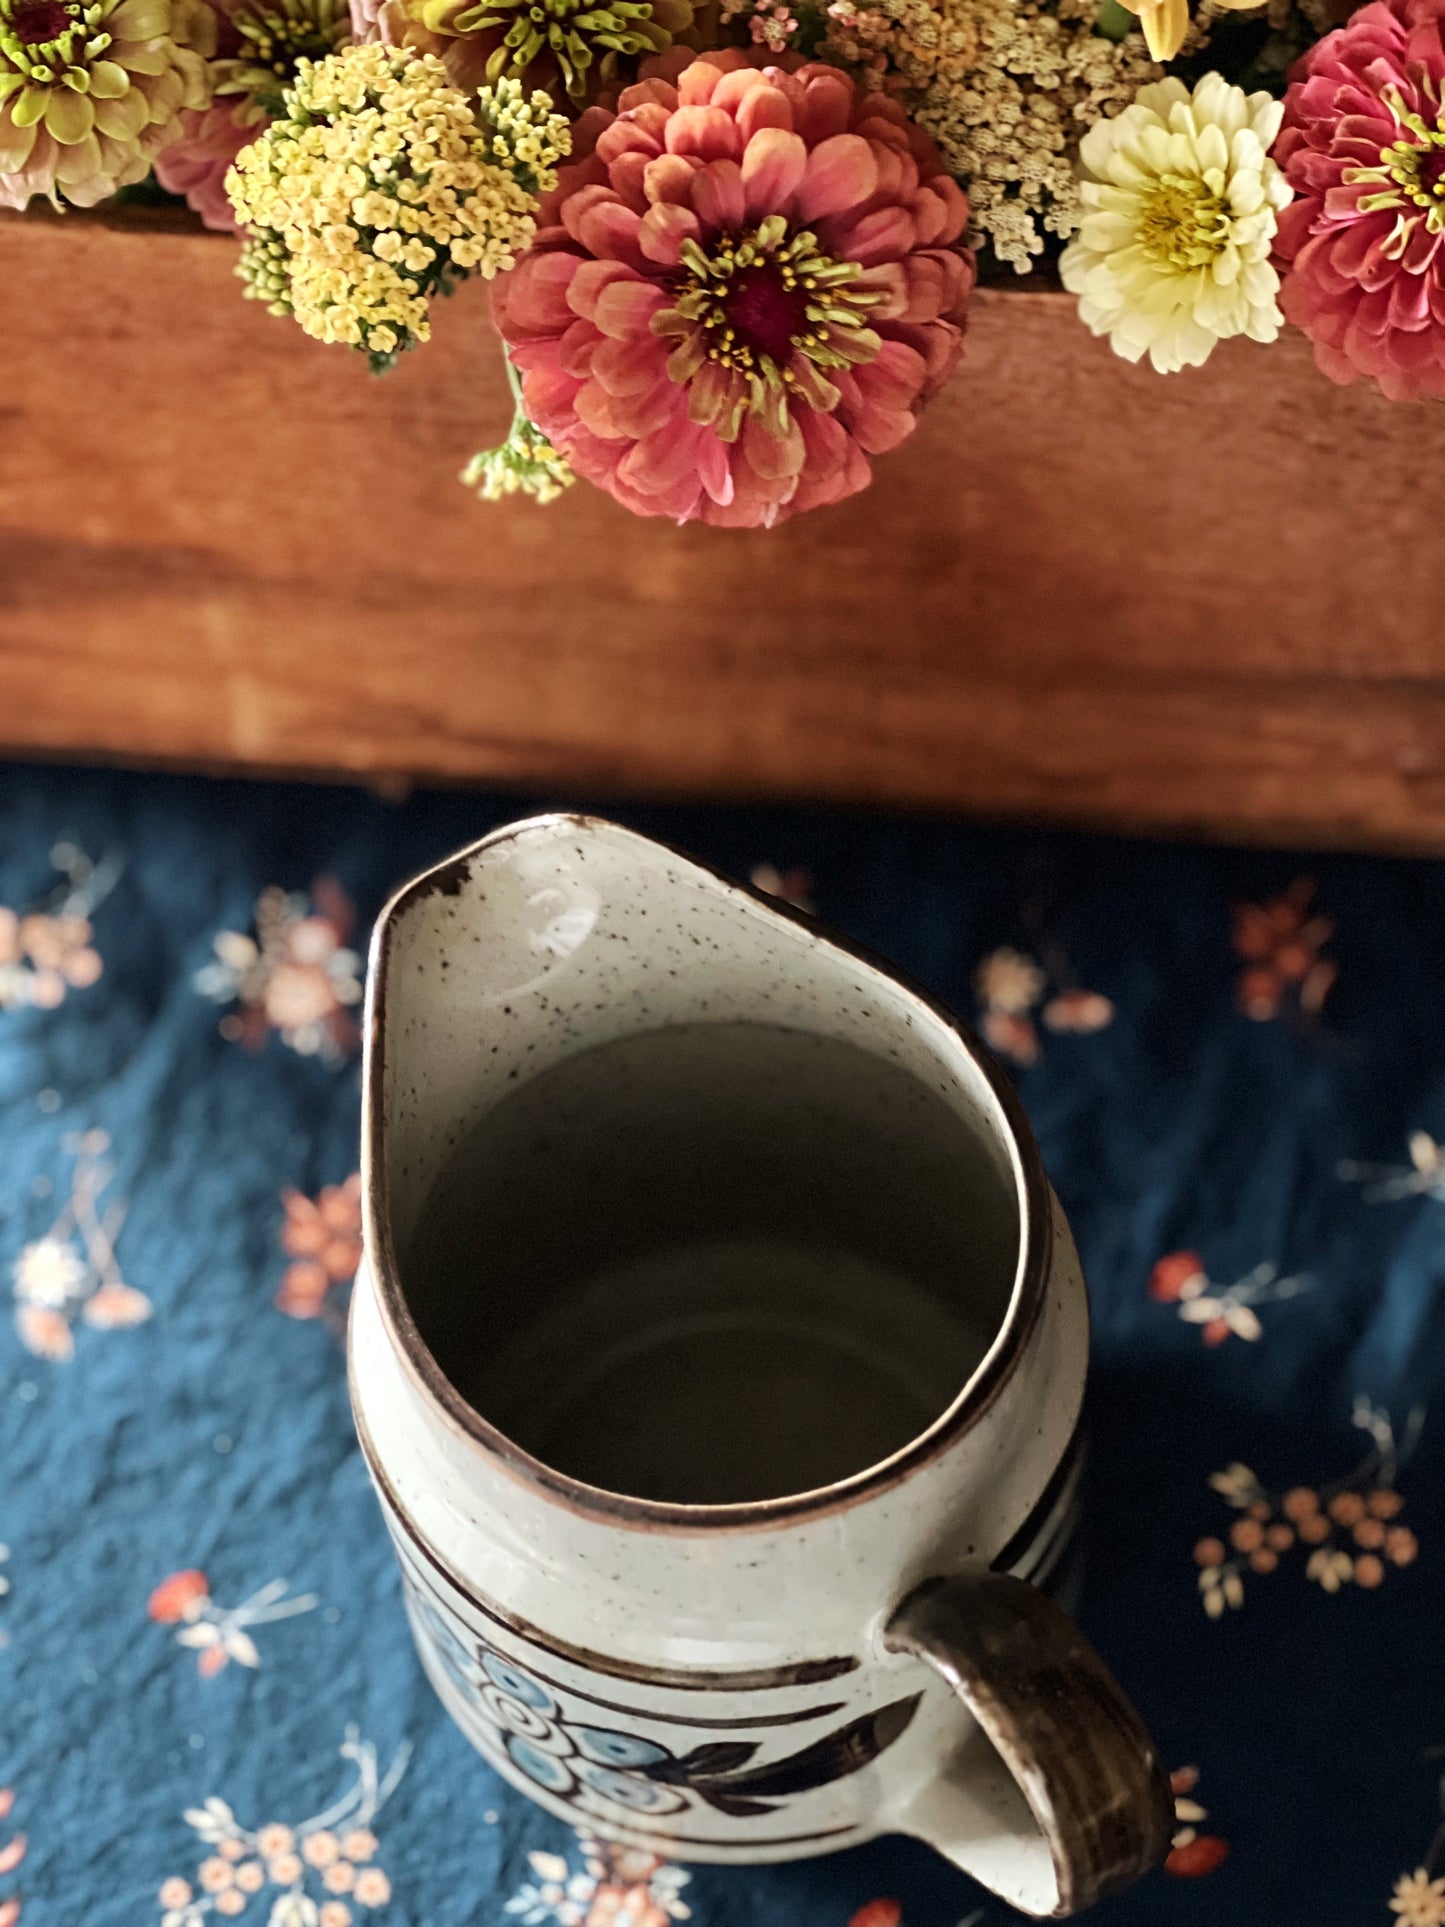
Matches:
[[4, 209, 1445, 850]]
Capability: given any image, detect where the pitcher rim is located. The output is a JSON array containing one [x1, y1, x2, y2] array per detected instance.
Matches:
[[361, 813, 1055, 1534]]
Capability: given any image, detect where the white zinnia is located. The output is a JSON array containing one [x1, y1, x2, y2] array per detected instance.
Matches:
[[1060, 74, 1293, 374]]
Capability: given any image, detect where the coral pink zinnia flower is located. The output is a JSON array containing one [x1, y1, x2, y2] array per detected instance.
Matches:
[[493, 49, 974, 525], [155, 102, 256, 233], [1275, 0, 1445, 398]]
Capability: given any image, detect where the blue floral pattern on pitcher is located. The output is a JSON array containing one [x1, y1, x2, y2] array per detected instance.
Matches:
[[399, 1572, 920, 1825], [404, 1587, 689, 1815]]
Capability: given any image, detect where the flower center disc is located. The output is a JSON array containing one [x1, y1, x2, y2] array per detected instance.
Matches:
[[1388, 131, 1445, 204], [723, 263, 811, 364], [1138, 173, 1229, 270], [11, 1, 71, 41]]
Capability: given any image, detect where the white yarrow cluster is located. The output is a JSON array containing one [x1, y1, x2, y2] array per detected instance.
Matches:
[[1060, 74, 1292, 373]]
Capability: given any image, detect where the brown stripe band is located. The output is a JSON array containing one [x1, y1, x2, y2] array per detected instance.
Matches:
[[353, 1399, 860, 1695], [991, 1420, 1085, 1577]]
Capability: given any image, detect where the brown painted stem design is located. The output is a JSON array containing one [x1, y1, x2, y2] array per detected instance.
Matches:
[[640, 1699, 923, 1818]]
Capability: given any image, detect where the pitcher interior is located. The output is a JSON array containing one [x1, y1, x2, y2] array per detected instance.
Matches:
[[377, 820, 1026, 1509]]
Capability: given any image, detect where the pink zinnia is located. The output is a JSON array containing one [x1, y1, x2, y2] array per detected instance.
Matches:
[[492, 49, 974, 525], [155, 101, 257, 232], [1275, 0, 1445, 398]]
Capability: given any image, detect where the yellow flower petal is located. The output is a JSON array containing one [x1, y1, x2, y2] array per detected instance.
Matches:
[[53, 127, 103, 179], [88, 59, 132, 97], [10, 84, 50, 128], [92, 85, 149, 136], [45, 85, 96, 142], [0, 113, 38, 168], [109, 38, 168, 70], [106, 0, 171, 36], [1138, 0, 1187, 59]]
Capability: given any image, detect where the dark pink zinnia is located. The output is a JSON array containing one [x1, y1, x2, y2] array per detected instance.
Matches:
[[492, 49, 975, 525], [1276, 0, 1445, 399]]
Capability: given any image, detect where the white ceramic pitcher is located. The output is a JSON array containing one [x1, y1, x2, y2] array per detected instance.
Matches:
[[348, 815, 1171, 1919]]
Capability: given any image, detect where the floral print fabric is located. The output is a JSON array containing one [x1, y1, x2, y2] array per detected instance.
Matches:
[[0, 764, 1441, 1927]]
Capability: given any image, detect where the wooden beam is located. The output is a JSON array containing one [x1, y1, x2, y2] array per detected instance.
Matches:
[[3, 210, 1445, 850]]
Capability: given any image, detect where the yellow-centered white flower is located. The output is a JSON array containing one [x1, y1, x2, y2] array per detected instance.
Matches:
[[1060, 74, 1293, 374]]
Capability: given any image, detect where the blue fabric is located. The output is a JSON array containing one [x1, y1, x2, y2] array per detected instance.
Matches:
[[1, 761, 1442, 1927]]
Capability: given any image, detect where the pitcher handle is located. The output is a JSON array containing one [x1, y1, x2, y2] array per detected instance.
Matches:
[[884, 1571, 1172, 1920]]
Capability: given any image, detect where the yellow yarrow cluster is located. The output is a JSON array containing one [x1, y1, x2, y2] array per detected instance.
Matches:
[[821, 0, 1159, 270], [462, 414, 574, 503], [226, 42, 568, 368]]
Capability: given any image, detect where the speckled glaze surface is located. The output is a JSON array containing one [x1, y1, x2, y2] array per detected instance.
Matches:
[[348, 816, 1171, 1918]]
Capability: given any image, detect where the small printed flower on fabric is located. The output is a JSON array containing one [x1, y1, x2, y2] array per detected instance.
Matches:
[[198, 1856, 235, 1892], [980, 1008, 1039, 1065], [1149, 1251, 1206, 1302], [166, 1734, 408, 1927], [1060, 74, 1292, 373], [589, 1887, 669, 1927], [12, 1130, 150, 1360], [507, 1836, 690, 1926], [227, 45, 569, 371], [1195, 1400, 1423, 1613], [493, 50, 976, 527], [1392, 1868, 1445, 1926], [149, 1570, 211, 1623], [1149, 1252, 1308, 1344], [976, 947, 1045, 1013], [1232, 878, 1335, 1021], [1340, 1129, 1445, 1203], [196, 880, 363, 1061], [13, 1238, 85, 1311], [974, 944, 1111, 1065], [1041, 988, 1114, 1033], [749, 864, 815, 912], [341, 1831, 377, 1863], [975, 947, 1045, 1065], [0, 1790, 25, 1927], [158, 1878, 192, 1909], [849, 1905, 904, 1927], [352, 1867, 391, 1906], [152, 1569, 318, 1674], [1275, 0, 1445, 401], [0, 907, 104, 1010], [277, 1174, 362, 1317], [0, 0, 213, 210], [1164, 1765, 1230, 1875]]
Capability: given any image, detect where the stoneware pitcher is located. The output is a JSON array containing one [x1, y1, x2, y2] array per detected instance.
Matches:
[[348, 815, 1172, 1918]]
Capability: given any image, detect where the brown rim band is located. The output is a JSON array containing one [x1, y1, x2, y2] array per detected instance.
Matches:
[[363, 815, 1060, 1535]]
